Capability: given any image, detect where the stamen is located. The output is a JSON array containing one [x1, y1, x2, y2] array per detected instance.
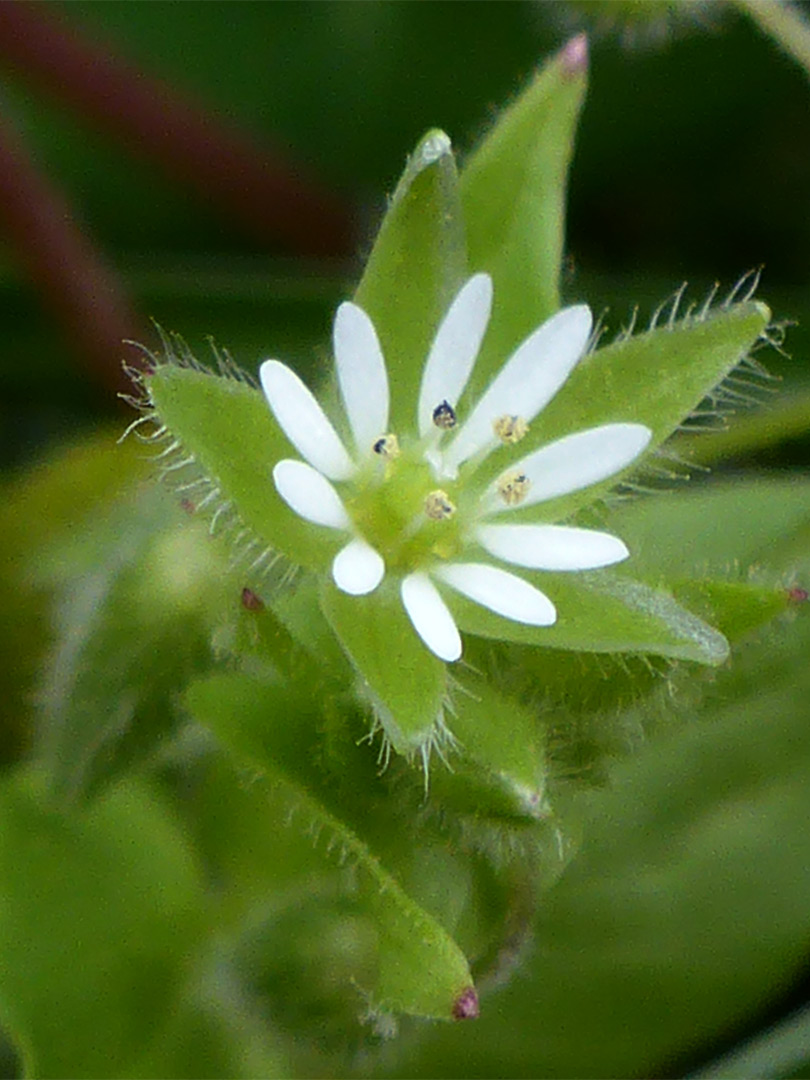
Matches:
[[493, 414, 529, 443], [432, 400, 457, 430], [497, 471, 531, 507], [424, 490, 456, 520], [373, 433, 400, 459]]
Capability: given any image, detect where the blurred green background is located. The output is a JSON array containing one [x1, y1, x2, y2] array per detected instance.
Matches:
[[2, 3, 810, 1078], [2, 0, 810, 470]]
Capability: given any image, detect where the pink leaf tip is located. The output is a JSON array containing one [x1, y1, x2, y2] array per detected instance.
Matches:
[[561, 33, 589, 77], [452, 986, 479, 1021]]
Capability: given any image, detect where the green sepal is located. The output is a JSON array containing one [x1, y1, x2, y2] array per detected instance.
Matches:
[[460, 36, 587, 393], [354, 128, 467, 433], [432, 670, 548, 822], [185, 672, 474, 1022], [444, 570, 729, 665], [145, 365, 340, 570], [320, 578, 447, 756], [472, 300, 771, 516]]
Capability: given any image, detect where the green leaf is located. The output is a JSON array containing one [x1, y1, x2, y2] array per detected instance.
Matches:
[[0, 431, 150, 765], [145, 364, 339, 570], [320, 578, 448, 755], [675, 384, 810, 466], [185, 672, 475, 1022], [0, 771, 205, 1079], [695, 1000, 810, 1080], [445, 570, 729, 664], [460, 35, 587, 392], [471, 300, 771, 513], [354, 128, 467, 432], [37, 490, 222, 805], [670, 579, 789, 642], [614, 476, 810, 579]]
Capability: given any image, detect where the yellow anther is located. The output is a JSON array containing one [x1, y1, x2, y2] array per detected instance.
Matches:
[[497, 471, 531, 507], [372, 433, 400, 459], [424, 489, 456, 520], [493, 414, 529, 444]]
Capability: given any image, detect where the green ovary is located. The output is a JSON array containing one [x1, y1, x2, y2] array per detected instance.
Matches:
[[345, 455, 465, 574]]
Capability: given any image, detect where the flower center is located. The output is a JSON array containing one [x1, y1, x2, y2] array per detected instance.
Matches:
[[346, 438, 465, 573]]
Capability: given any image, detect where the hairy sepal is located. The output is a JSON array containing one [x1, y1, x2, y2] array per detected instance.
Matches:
[[185, 672, 474, 1022]]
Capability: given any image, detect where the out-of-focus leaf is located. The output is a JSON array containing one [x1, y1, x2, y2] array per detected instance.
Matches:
[[614, 476, 810, 579], [37, 489, 225, 805], [186, 671, 475, 1022], [0, 432, 148, 762], [670, 578, 789, 641], [675, 385, 810, 466], [695, 1001, 810, 1080], [460, 36, 587, 390], [0, 771, 205, 1079]]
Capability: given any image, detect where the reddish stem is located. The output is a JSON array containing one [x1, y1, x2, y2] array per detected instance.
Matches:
[[0, 112, 142, 398], [0, 1, 354, 258]]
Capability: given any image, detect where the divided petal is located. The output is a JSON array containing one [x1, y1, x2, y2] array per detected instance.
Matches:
[[333, 302, 390, 458], [332, 537, 385, 596], [272, 459, 351, 529], [443, 304, 592, 473], [401, 572, 462, 662], [435, 562, 556, 626], [260, 360, 355, 481], [417, 273, 493, 437], [476, 523, 630, 571], [488, 422, 652, 513]]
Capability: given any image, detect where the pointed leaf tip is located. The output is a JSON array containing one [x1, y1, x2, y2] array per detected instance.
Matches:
[[417, 129, 452, 166], [452, 986, 480, 1021], [561, 33, 588, 76]]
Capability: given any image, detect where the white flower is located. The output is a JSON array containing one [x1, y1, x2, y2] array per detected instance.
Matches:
[[260, 274, 651, 663]]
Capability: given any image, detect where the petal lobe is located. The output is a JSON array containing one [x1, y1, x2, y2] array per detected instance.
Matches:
[[401, 573, 462, 662], [260, 360, 355, 481]]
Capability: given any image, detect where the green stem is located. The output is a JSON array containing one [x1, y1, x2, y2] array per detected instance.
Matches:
[[734, 0, 810, 79]]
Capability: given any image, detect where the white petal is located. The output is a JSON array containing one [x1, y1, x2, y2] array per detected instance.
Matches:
[[260, 359, 355, 481], [417, 274, 493, 437], [443, 304, 592, 473], [332, 537, 385, 596], [488, 423, 652, 513], [333, 302, 389, 457], [476, 523, 629, 571], [435, 563, 556, 626], [401, 573, 462, 662], [272, 459, 350, 529]]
